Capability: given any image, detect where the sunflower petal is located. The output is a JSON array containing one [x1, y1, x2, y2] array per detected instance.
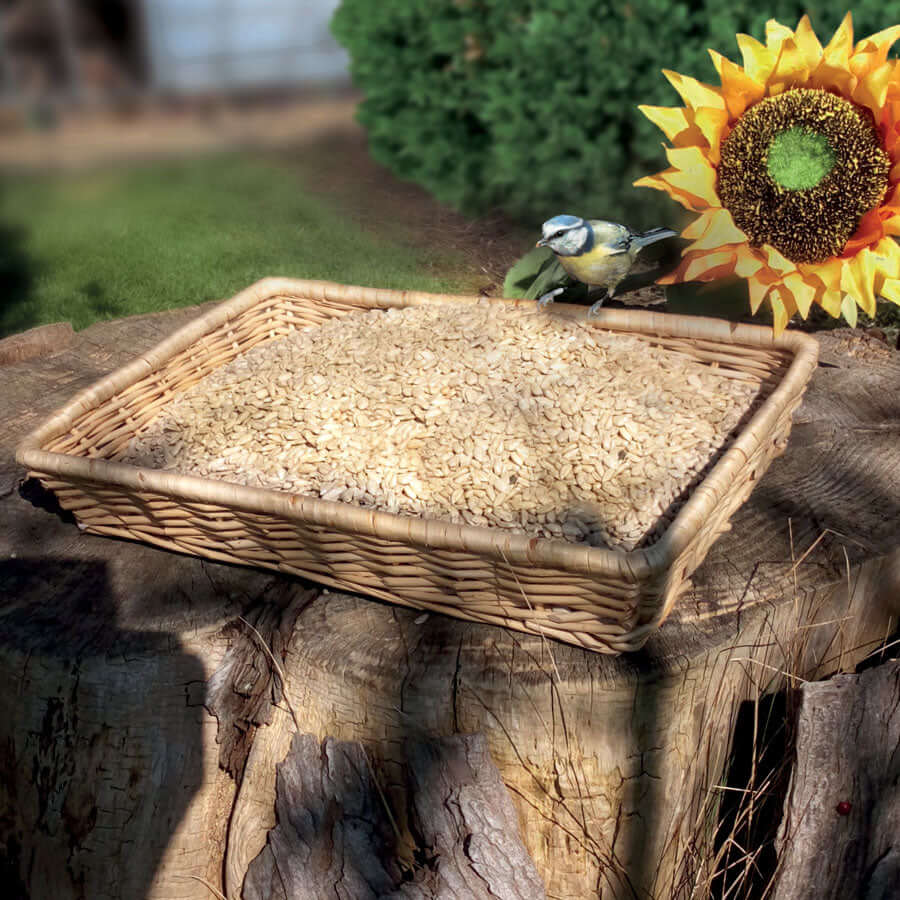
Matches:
[[781, 288, 799, 318], [660, 146, 719, 208], [747, 277, 771, 314], [683, 249, 738, 282], [823, 12, 854, 67], [841, 250, 878, 317], [733, 244, 764, 278], [769, 30, 816, 89], [769, 292, 790, 336], [812, 15, 857, 94], [884, 182, 900, 211], [884, 99, 900, 149], [707, 49, 766, 119], [802, 257, 843, 292], [761, 244, 796, 275], [853, 60, 898, 114], [841, 293, 859, 327], [801, 259, 844, 318], [853, 24, 900, 67], [782, 272, 817, 317], [680, 209, 714, 241], [869, 237, 900, 280], [810, 60, 857, 96], [880, 277, 900, 305], [765, 20, 794, 47], [683, 206, 747, 251], [793, 15, 825, 69], [637, 105, 694, 143], [843, 208, 886, 256], [819, 288, 843, 317], [656, 247, 735, 284], [880, 236, 900, 270], [662, 69, 726, 112], [633, 171, 705, 211], [692, 107, 730, 161], [736, 32, 778, 84], [656, 256, 694, 284]]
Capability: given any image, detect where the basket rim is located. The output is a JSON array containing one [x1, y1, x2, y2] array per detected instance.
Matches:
[[15, 277, 819, 579]]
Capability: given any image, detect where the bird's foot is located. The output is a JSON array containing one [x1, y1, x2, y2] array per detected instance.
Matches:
[[536, 288, 565, 308], [588, 298, 606, 318]]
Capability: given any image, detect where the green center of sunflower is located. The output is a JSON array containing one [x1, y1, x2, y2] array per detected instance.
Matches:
[[766, 127, 835, 190], [717, 88, 890, 263]]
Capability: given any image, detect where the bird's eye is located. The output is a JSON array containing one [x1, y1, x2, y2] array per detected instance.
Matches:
[[554, 230, 566, 239]]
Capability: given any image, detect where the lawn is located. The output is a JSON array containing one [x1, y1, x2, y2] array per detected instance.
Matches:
[[0, 149, 508, 339]]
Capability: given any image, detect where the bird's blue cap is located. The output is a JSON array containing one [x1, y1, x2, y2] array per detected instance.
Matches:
[[543, 214, 584, 229]]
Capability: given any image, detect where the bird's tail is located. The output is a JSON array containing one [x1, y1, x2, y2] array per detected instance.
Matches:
[[635, 227, 678, 248]]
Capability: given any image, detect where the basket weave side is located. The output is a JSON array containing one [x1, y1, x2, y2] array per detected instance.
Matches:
[[633, 383, 807, 641], [16, 278, 819, 653], [35, 476, 645, 652]]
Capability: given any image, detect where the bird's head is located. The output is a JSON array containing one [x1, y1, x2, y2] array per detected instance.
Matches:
[[536, 215, 593, 257]]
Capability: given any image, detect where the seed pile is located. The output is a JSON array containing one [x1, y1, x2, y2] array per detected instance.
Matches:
[[121, 303, 762, 551]]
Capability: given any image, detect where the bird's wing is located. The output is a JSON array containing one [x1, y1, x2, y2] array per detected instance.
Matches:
[[585, 220, 633, 253], [634, 227, 678, 248]]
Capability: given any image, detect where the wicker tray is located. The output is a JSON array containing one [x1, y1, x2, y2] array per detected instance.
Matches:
[[16, 278, 819, 653]]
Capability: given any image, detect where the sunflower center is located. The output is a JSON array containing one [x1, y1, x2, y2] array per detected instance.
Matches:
[[717, 88, 890, 263], [766, 128, 835, 190]]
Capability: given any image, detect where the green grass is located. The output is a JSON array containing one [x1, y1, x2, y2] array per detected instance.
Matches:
[[0, 153, 476, 339]]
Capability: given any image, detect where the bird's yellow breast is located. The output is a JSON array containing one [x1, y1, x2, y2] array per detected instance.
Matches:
[[557, 244, 634, 289]]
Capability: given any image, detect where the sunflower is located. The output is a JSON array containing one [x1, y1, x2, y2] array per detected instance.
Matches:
[[635, 14, 900, 333]]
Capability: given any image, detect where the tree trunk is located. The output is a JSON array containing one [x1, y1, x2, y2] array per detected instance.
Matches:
[[773, 660, 900, 900], [2, 308, 899, 899]]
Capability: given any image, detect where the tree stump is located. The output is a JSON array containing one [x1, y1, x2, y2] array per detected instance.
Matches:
[[773, 660, 900, 900], [2, 307, 899, 899]]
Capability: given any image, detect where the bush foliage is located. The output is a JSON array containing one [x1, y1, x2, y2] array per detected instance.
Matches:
[[332, 1, 890, 227]]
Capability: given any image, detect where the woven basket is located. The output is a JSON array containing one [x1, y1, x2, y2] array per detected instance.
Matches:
[[16, 278, 819, 653]]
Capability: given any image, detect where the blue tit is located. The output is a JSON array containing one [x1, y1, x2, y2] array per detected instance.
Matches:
[[536, 215, 677, 315]]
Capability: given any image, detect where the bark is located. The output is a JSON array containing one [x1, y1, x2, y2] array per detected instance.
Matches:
[[396, 733, 547, 900], [204, 586, 316, 781], [242, 732, 546, 900], [773, 661, 900, 900]]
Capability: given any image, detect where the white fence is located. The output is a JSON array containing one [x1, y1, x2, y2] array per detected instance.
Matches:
[[141, 0, 350, 93]]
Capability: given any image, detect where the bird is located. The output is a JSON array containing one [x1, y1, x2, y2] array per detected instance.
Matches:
[[535, 215, 677, 315]]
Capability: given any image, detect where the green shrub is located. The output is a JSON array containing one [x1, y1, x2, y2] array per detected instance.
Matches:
[[332, 1, 891, 227]]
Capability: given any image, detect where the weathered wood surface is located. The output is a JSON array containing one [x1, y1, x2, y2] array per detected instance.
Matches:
[[1, 305, 899, 899], [0, 322, 74, 366], [773, 660, 900, 900], [242, 732, 547, 900]]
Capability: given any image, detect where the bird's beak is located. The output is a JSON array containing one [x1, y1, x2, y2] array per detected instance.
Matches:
[[536, 237, 547, 248]]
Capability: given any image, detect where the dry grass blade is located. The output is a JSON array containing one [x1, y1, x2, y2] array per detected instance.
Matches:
[[358, 744, 418, 873], [237, 614, 301, 732], [182, 874, 228, 900]]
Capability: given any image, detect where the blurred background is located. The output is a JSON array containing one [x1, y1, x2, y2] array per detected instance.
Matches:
[[0, 0, 531, 340], [0, 2, 891, 341], [0, 0, 349, 104]]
